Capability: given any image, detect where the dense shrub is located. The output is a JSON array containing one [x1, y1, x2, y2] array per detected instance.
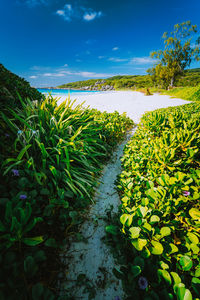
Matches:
[[106, 102, 200, 299], [0, 95, 134, 299]]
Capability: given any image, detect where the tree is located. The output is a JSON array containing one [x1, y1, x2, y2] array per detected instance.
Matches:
[[147, 21, 200, 89]]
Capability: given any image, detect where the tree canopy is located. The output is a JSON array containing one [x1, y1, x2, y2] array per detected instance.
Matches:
[[147, 21, 200, 89]]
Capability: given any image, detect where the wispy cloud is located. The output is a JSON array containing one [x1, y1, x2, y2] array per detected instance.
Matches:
[[56, 4, 73, 22], [98, 56, 105, 59], [56, 4, 103, 22], [43, 73, 65, 77], [30, 75, 37, 78], [112, 47, 119, 51], [59, 70, 112, 78], [130, 56, 158, 64], [83, 11, 102, 21], [108, 57, 128, 62]]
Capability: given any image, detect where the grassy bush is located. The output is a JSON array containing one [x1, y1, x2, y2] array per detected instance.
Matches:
[[106, 102, 200, 299], [0, 95, 134, 299], [163, 85, 200, 101]]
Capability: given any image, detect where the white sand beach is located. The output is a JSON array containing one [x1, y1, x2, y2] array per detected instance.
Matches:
[[57, 91, 189, 124]]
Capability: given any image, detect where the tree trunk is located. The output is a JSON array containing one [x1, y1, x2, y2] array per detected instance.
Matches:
[[170, 76, 174, 88]]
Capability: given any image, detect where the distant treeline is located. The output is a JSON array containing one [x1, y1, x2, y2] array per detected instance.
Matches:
[[58, 68, 200, 90]]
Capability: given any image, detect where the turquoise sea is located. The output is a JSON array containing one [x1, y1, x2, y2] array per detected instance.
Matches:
[[37, 88, 101, 97]]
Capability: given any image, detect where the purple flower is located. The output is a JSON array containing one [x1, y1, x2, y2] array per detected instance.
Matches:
[[12, 169, 19, 176], [138, 276, 148, 290], [183, 190, 190, 196], [5, 133, 10, 137], [20, 194, 27, 200], [114, 297, 121, 300]]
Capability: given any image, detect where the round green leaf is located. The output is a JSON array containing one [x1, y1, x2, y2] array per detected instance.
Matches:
[[120, 214, 128, 225], [158, 269, 172, 285], [179, 256, 193, 271], [187, 233, 199, 244], [150, 215, 160, 224], [189, 208, 200, 220], [151, 240, 163, 255], [171, 272, 181, 285], [132, 238, 147, 251], [160, 227, 171, 237], [129, 227, 141, 239], [169, 243, 179, 254]]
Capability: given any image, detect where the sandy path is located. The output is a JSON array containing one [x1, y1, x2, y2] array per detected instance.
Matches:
[[58, 92, 189, 299]]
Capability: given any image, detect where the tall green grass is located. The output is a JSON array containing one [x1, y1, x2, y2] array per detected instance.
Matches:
[[163, 84, 200, 101], [0, 95, 134, 299]]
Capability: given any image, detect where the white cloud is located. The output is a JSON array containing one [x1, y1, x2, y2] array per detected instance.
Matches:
[[56, 4, 73, 21], [112, 47, 119, 51], [56, 70, 112, 78], [83, 11, 102, 21], [64, 64, 68, 67], [108, 57, 128, 62], [130, 57, 158, 64], [43, 73, 65, 77], [98, 56, 105, 59], [30, 75, 37, 79], [56, 4, 103, 22]]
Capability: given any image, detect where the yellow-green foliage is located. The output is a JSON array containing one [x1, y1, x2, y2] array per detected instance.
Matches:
[[109, 102, 200, 299], [164, 84, 200, 101]]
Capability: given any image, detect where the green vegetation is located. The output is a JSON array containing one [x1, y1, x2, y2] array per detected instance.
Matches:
[[163, 84, 200, 101], [0, 94, 134, 299], [0, 64, 43, 109], [58, 69, 200, 91], [106, 102, 200, 299], [148, 21, 200, 89]]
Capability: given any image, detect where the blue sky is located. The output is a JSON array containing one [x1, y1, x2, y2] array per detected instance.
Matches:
[[0, 0, 200, 87]]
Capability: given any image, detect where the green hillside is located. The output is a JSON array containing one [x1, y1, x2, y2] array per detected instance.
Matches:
[[58, 68, 200, 90], [0, 63, 43, 109]]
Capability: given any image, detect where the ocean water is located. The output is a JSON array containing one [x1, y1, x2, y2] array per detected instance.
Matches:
[[37, 88, 101, 97]]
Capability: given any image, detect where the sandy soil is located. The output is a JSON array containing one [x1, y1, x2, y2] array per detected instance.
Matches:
[[58, 92, 189, 299], [57, 91, 189, 124]]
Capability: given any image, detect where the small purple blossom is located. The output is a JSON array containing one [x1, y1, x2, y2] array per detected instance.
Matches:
[[5, 133, 10, 137], [20, 194, 27, 200], [114, 297, 121, 300], [183, 190, 190, 196], [32, 130, 36, 134], [138, 276, 148, 290], [12, 169, 19, 176]]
